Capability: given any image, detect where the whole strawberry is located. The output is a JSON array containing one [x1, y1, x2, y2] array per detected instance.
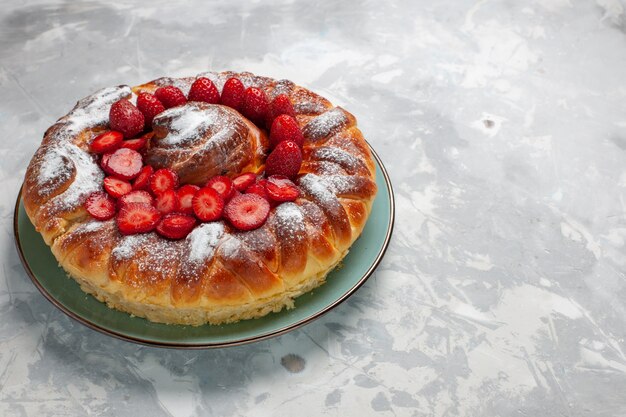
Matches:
[[136, 93, 165, 126], [269, 114, 304, 149], [109, 99, 145, 138], [270, 94, 296, 120], [221, 77, 245, 111], [241, 87, 270, 127], [155, 86, 187, 109], [264, 140, 302, 179], [188, 77, 220, 104]]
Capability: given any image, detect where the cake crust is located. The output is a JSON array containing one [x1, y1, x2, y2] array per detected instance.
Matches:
[[22, 71, 377, 325]]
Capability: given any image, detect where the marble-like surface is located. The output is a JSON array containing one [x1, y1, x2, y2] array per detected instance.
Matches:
[[1, 0, 625, 415]]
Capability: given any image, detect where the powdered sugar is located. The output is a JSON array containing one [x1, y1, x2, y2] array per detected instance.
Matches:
[[36, 85, 130, 202], [187, 222, 224, 263], [312, 147, 363, 173], [302, 107, 350, 141], [157, 104, 220, 146], [75, 219, 108, 233], [273, 203, 305, 233], [44, 143, 104, 210], [112, 234, 148, 260], [219, 235, 242, 259], [298, 174, 336, 206]]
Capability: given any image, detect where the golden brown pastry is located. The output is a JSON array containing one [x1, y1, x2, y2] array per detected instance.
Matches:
[[22, 71, 377, 325]]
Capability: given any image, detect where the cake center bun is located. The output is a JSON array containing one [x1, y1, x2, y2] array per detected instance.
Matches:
[[148, 102, 267, 185]]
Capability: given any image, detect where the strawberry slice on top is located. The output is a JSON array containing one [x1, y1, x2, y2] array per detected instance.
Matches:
[[85, 192, 116, 221], [265, 175, 300, 202], [103, 177, 132, 199], [206, 175, 235, 201], [177, 184, 200, 215], [105, 148, 143, 180], [192, 187, 224, 222], [224, 193, 270, 231], [116, 203, 161, 235], [155, 189, 180, 214], [156, 213, 197, 240], [232, 172, 257, 192], [118, 190, 154, 208], [150, 168, 179, 195], [90, 131, 123, 154]]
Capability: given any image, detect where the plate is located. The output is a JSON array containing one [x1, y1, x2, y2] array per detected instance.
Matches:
[[14, 147, 394, 348]]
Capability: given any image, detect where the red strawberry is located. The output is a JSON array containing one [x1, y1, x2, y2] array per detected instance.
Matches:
[[232, 172, 257, 192], [269, 115, 304, 149], [176, 184, 200, 215], [90, 131, 123, 154], [100, 153, 113, 171], [150, 168, 179, 195], [116, 203, 161, 235], [206, 175, 235, 201], [155, 86, 187, 109], [136, 92, 165, 126], [105, 148, 143, 180], [109, 99, 145, 139], [192, 187, 224, 222], [118, 190, 154, 207], [270, 94, 296, 121], [120, 134, 148, 152], [265, 175, 300, 202], [221, 77, 245, 111], [188, 77, 220, 104], [156, 213, 197, 239], [242, 87, 270, 126], [155, 189, 180, 214], [264, 140, 302, 179], [245, 181, 269, 200], [224, 193, 270, 231], [85, 192, 116, 220], [132, 165, 154, 190], [103, 177, 132, 198]]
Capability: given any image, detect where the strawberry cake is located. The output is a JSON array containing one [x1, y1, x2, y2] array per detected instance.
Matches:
[[22, 71, 377, 325]]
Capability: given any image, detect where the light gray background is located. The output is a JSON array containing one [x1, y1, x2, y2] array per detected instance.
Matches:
[[1, 0, 625, 416]]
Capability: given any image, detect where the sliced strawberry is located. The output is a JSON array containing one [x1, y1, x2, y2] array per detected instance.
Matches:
[[177, 184, 200, 215], [109, 99, 145, 139], [265, 175, 300, 202], [106, 148, 143, 180], [120, 135, 148, 151], [206, 175, 235, 201], [188, 77, 220, 104], [264, 140, 302, 179], [269, 115, 304, 149], [103, 177, 132, 198], [150, 168, 179, 195], [136, 92, 165, 126], [116, 202, 161, 235], [100, 153, 112, 171], [224, 193, 270, 231], [270, 94, 296, 121], [85, 192, 116, 220], [155, 86, 187, 109], [90, 131, 123, 154], [221, 77, 245, 111], [132, 165, 154, 190], [118, 190, 154, 208], [232, 172, 257, 192], [241, 87, 270, 127], [192, 187, 224, 222], [245, 181, 269, 200], [156, 213, 197, 239], [155, 189, 180, 214]]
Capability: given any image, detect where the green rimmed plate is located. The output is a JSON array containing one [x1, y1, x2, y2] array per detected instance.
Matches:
[[14, 147, 394, 349]]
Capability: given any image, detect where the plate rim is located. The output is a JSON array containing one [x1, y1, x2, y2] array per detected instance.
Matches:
[[13, 145, 395, 349]]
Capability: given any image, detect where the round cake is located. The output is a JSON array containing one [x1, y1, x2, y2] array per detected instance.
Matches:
[[22, 71, 377, 325]]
